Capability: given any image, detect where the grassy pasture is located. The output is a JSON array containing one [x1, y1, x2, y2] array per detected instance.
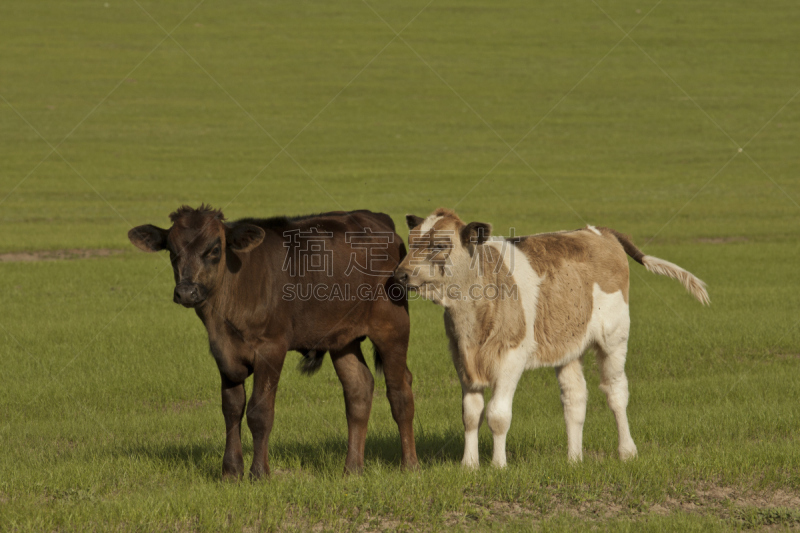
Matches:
[[1, 0, 799, 530]]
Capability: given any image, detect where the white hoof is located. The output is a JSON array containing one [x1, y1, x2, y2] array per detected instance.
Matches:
[[462, 458, 480, 470], [567, 451, 584, 463], [619, 445, 638, 461]]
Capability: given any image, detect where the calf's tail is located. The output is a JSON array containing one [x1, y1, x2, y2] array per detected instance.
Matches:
[[372, 343, 384, 376], [601, 227, 710, 306], [299, 337, 382, 376], [298, 350, 326, 375]]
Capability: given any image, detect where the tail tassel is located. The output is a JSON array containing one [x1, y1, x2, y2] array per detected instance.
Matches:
[[642, 255, 710, 305]]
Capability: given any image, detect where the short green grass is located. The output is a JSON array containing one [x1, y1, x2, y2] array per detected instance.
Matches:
[[1, 0, 799, 530]]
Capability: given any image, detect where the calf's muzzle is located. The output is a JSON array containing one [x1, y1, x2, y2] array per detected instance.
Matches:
[[393, 267, 410, 286], [173, 282, 207, 308]]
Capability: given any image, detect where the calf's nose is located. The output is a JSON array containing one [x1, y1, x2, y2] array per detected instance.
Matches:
[[393, 268, 409, 285], [174, 283, 202, 306]]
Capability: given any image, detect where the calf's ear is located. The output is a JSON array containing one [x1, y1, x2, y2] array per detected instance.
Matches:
[[128, 225, 168, 252], [227, 224, 265, 253], [406, 214, 425, 230], [460, 221, 492, 247]]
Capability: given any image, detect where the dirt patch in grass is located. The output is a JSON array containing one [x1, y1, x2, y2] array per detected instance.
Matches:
[[208, 484, 800, 532], [439, 484, 800, 530], [660, 485, 800, 513], [0, 249, 124, 262], [696, 236, 749, 244]]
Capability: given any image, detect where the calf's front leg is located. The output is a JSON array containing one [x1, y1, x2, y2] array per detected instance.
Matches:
[[484, 354, 525, 468], [247, 345, 286, 479], [221, 376, 246, 480], [461, 387, 484, 468], [486, 389, 514, 468], [556, 358, 588, 462]]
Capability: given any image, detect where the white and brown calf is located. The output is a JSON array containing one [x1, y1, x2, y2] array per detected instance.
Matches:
[[394, 208, 709, 467]]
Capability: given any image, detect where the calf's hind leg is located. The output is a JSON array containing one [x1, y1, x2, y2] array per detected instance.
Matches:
[[330, 339, 374, 474], [555, 357, 588, 462], [369, 320, 418, 469], [596, 341, 637, 460]]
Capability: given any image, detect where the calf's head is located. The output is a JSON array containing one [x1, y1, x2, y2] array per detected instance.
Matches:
[[128, 205, 265, 308], [394, 208, 491, 306]]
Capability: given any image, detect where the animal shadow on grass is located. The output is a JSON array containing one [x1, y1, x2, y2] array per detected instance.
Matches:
[[120, 441, 222, 480], [274, 429, 465, 472], [406, 429, 465, 466], [119, 429, 465, 480]]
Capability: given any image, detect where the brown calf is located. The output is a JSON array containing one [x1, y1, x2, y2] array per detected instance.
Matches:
[[129, 205, 417, 479]]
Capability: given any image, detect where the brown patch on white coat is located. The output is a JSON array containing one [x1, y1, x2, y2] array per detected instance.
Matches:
[[395, 210, 709, 468], [511, 228, 631, 366]]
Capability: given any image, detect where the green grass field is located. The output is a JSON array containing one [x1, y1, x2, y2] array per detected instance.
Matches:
[[2, 0, 799, 530]]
